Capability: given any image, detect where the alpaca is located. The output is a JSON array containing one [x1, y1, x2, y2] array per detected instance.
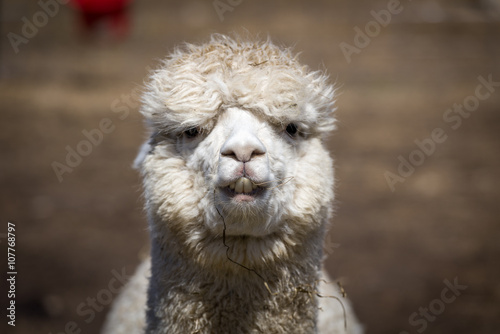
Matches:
[[103, 34, 363, 334]]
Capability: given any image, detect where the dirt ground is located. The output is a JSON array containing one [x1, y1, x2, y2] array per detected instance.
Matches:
[[1, 0, 499, 333]]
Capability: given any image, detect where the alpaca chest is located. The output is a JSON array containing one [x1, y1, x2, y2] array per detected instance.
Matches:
[[149, 277, 319, 334]]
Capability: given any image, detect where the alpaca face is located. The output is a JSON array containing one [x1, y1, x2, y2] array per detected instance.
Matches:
[[142, 103, 332, 237], [138, 36, 337, 265]]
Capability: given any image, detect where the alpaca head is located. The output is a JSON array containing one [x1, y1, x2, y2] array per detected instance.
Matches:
[[137, 35, 337, 269]]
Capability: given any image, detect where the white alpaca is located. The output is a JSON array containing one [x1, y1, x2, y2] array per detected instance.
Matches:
[[103, 34, 363, 334]]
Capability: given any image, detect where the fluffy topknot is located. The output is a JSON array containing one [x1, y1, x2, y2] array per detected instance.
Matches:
[[141, 34, 336, 137]]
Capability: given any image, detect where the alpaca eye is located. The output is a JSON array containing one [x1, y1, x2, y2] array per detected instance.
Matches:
[[183, 127, 199, 139], [285, 123, 298, 137]]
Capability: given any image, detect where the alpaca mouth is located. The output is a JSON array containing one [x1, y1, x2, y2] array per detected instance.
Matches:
[[221, 177, 266, 200]]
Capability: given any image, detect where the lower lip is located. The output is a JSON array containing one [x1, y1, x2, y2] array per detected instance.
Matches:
[[220, 187, 264, 202], [233, 193, 257, 202]]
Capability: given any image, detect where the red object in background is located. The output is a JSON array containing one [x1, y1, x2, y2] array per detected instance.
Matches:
[[71, 0, 133, 40], [72, 0, 131, 13]]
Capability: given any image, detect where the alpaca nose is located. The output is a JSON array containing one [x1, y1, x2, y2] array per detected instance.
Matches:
[[221, 131, 266, 163]]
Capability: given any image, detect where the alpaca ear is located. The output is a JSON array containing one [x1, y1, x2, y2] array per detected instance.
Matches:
[[133, 140, 152, 169]]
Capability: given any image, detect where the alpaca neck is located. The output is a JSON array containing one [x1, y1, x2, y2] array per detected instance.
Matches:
[[146, 225, 325, 334]]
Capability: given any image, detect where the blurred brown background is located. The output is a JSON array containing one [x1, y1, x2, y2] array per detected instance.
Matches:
[[1, 0, 499, 333]]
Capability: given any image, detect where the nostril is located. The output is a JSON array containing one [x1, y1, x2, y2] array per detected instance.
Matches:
[[220, 147, 234, 156], [251, 147, 266, 157], [220, 149, 236, 159]]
